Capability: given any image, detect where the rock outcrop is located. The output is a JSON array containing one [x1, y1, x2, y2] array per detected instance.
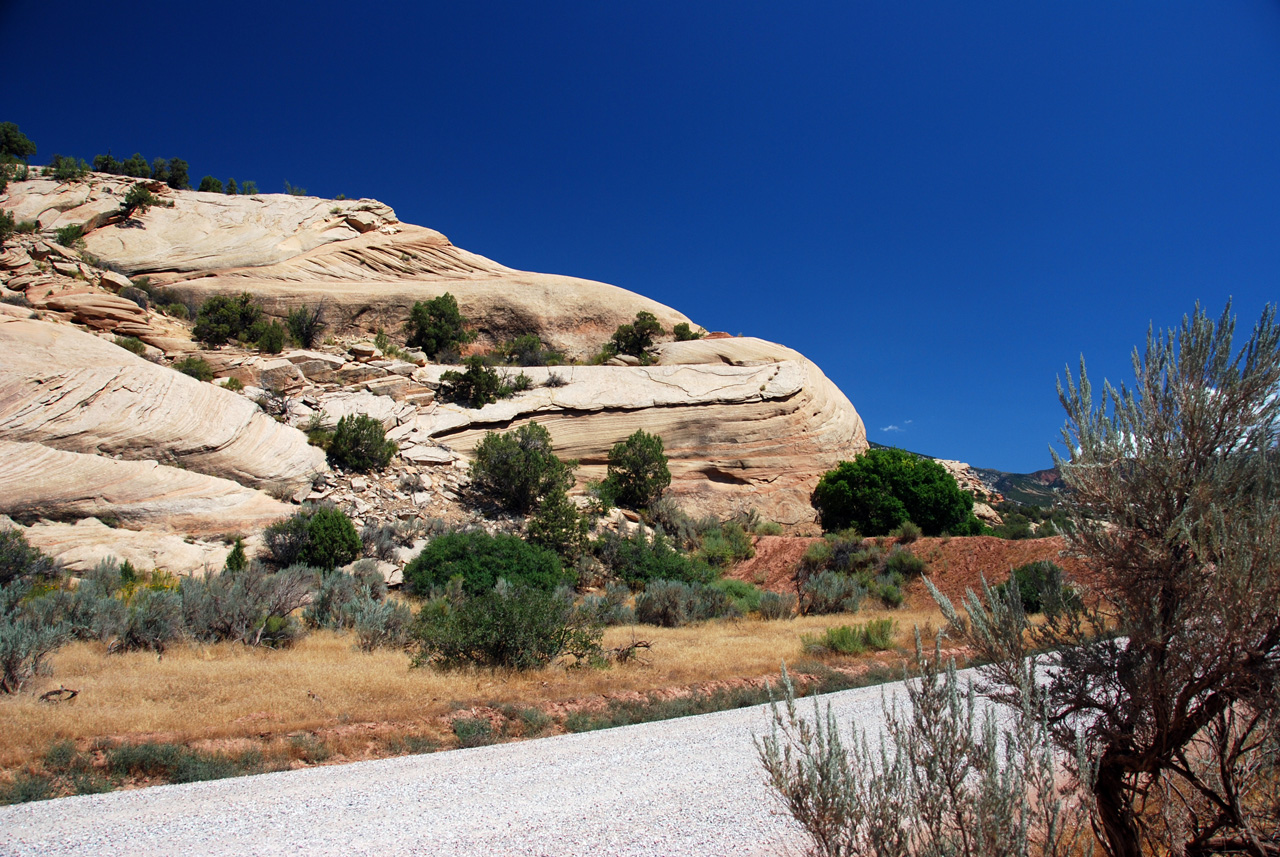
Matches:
[[0, 171, 874, 568], [385, 337, 866, 526], [0, 440, 291, 536], [0, 316, 326, 494]]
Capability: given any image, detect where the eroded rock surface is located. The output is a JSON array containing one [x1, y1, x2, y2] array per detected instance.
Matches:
[[0, 316, 327, 494], [0, 441, 291, 536]]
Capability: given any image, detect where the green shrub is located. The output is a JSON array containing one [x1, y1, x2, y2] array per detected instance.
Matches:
[[0, 772, 54, 805], [225, 178, 238, 195], [882, 546, 926, 579], [712, 578, 763, 613], [193, 292, 263, 347], [111, 589, 184, 653], [595, 528, 714, 589], [634, 579, 740, 627], [173, 357, 214, 382], [0, 210, 13, 246], [758, 590, 798, 620], [438, 356, 508, 407], [811, 448, 979, 536], [526, 485, 589, 563], [404, 292, 474, 359], [46, 155, 89, 182], [800, 571, 865, 616], [179, 564, 314, 647], [257, 320, 285, 354], [264, 506, 361, 570], [54, 223, 84, 247], [286, 304, 326, 348], [198, 175, 223, 193], [223, 376, 244, 392], [606, 311, 664, 362], [411, 583, 603, 670], [603, 429, 671, 510], [673, 322, 703, 341], [327, 414, 397, 473], [496, 334, 562, 366], [578, 582, 635, 626], [404, 530, 567, 598], [993, 560, 1071, 615], [890, 520, 922, 543], [113, 335, 147, 356], [469, 422, 574, 514], [696, 521, 755, 568], [451, 716, 497, 747], [121, 184, 157, 219], [754, 521, 784, 536]]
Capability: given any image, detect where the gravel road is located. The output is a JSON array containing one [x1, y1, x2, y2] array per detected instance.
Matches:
[[0, 677, 924, 857]]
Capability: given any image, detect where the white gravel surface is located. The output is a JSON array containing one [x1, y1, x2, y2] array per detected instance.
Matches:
[[0, 678, 923, 857]]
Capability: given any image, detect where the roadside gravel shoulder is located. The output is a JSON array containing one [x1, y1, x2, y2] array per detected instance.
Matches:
[[0, 676, 922, 857]]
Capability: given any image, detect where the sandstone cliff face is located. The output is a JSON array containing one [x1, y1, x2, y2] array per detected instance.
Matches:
[[0, 316, 326, 495]]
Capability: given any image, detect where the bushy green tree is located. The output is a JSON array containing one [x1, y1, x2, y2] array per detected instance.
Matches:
[[327, 414, 397, 473], [173, 357, 214, 381], [594, 528, 714, 588], [0, 211, 14, 248], [469, 422, 574, 514], [0, 122, 37, 162], [607, 311, 664, 361], [603, 429, 671, 510], [526, 485, 589, 563], [811, 448, 979, 536], [46, 154, 89, 182], [403, 531, 567, 597], [122, 152, 150, 178], [192, 293, 263, 346], [225, 178, 238, 195], [264, 506, 361, 570], [256, 319, 285, 354], [404, 292, 474, 359], [165, 158, 190, 190], [198, 175, 223, 193]]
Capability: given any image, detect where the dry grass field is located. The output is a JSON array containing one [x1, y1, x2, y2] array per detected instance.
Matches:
[[0, 604, 947, 778]]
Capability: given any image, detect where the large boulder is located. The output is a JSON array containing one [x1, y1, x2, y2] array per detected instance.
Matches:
[[0, 316, 327, 494]]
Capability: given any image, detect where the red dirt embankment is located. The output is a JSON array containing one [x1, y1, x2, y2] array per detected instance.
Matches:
[[727, 535, 1092, 607]]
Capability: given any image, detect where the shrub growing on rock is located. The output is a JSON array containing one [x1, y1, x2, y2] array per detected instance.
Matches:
[[606, 311, 664, 362], [403, 530, 568, 598], [404, 292, 474, 360], [173, 357, 214, 382], [193, 293, 263, 347], [438, 356, 507, 408], [603, 429, 671, 511], [469, 422, 574, 514], [286, 304, 326, 348], [327, 414, 397, 473], [672, 322, 703, 341]]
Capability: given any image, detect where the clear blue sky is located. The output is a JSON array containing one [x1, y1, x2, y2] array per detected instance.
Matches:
[[4, 1, 1278, 473]]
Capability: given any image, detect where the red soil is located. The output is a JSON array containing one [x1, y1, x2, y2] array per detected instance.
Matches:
[[727, 535, 1094, 609]]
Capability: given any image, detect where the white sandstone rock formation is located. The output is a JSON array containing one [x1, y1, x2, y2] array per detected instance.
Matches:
[[0, 316, 326, 494]]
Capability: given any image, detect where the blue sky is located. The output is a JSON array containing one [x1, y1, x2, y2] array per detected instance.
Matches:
[[4, 1, 1279, 472]]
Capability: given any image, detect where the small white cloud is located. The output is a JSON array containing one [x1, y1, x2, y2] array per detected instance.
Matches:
[[880, 424, 904, 433]]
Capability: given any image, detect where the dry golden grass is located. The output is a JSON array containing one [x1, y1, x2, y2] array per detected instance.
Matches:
[[0, 605, 945, 772]]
